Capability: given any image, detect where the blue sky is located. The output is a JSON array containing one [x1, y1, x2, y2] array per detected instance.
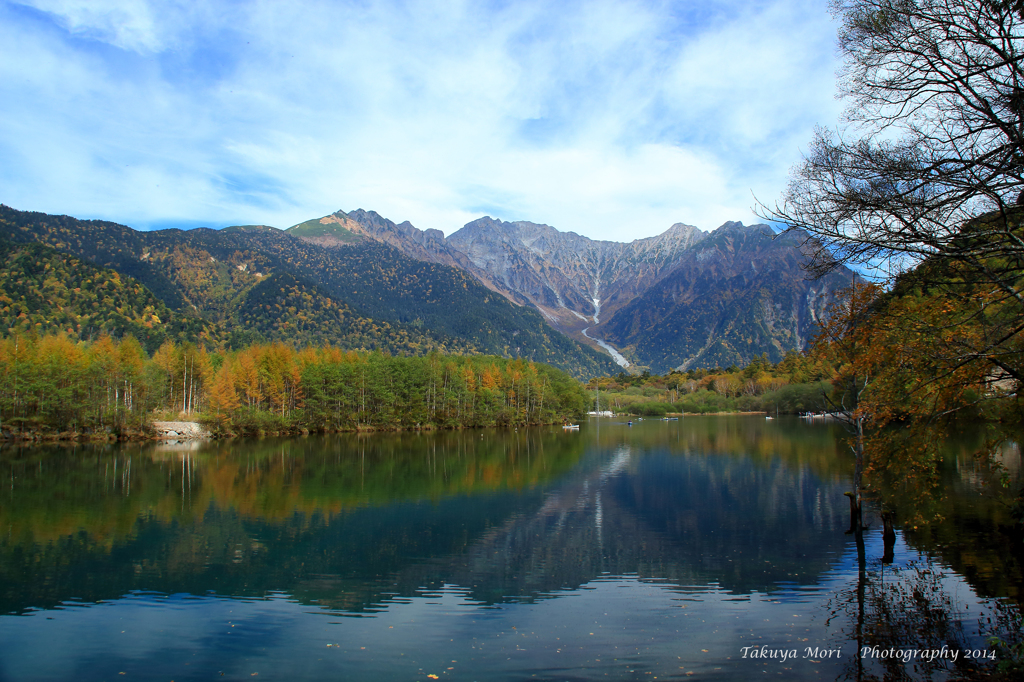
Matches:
[[0, 0, 842, 241]]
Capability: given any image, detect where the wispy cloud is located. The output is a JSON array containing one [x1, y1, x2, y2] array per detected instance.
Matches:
[[0, 0, 841, 240]]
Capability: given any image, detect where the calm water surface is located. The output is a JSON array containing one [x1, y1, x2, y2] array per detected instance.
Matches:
[[0, 416, 1021, 681]]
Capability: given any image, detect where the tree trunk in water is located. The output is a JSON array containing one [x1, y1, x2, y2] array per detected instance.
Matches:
[[846, 416, 865, 534], [881, 511, 896, 564]]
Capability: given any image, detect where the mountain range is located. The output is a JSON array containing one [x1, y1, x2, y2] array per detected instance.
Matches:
[[289, 209, 853, 372], [0, 203, 853, 376]]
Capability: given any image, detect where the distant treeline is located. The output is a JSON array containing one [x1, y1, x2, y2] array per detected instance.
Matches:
[[0, 333, 589, 437], [587, 352, 834, 416]]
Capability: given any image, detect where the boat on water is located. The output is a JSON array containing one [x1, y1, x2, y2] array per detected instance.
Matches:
[[662, 417, 679, 421], [563, 424, 580, 430]]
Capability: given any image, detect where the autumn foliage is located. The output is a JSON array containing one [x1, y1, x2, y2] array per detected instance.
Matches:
[[810, 274, 1022, 521], [0, 334, 588, 437]]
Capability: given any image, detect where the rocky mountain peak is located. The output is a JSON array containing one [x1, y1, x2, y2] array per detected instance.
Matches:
[[287, 208, 851, 371], [716, 220, 748, 231], [657, 222, 703, 240]]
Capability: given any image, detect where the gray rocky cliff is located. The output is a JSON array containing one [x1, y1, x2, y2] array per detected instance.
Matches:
[[300, 209, 852, 372], [445, 217, 708, 330], [596, 223, 853, 371]]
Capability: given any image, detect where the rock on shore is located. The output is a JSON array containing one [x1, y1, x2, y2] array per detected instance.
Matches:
[[151, 421, 211, 440]]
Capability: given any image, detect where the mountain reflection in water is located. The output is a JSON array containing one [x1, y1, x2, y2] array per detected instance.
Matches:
[[0, 416, 1020, 682]]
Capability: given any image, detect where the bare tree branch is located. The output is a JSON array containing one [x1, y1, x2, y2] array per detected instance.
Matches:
[[758, 0, 1024, 387]]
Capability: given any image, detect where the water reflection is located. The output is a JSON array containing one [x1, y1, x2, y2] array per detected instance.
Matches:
[[0, 429, 583, 615], [0, 416, 1021, 681], [870, 428, 1024, 603]]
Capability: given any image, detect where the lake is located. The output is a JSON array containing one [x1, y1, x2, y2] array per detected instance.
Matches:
[[1, 416, 1021, 681]]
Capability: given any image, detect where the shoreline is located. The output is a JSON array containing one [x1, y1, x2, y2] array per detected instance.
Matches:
[[0, 411, 788, 443], [601, 411, 769, 417], [0, 417, 590, 443]]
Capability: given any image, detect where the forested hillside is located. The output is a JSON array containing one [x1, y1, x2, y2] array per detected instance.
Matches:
[[232, 271, 473, 355], [0, 206, 617, 379], [0, 238, 216, 352]]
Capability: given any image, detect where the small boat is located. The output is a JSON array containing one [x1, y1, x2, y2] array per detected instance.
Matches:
[[663, 417, 679, 421], [562, 424, 580, 430]]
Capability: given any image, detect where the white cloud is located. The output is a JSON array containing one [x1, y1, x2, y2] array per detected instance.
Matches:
[[14, 0, 171, 52], [0, 0, 842, 240]]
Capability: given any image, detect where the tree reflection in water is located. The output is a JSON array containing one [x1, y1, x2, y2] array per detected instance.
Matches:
[[828, 529, 1023, 681], [1, 418, 1023, 681]]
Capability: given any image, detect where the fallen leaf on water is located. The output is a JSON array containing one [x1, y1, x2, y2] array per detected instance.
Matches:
[[428, 675, 439, 679]]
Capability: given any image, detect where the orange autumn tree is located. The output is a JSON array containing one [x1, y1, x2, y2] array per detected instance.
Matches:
[[207, 360, 240, 422], [857, 270, 1015, 523], [814, 275, 1015, 525], [812, 281, 885, 530]]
